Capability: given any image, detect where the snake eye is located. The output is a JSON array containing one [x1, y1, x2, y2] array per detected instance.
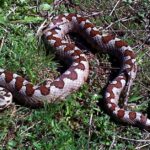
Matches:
[[0, 91, 6, 95]]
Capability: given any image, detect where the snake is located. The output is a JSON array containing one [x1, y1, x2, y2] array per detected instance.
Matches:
[[0, 13, 150, 131]]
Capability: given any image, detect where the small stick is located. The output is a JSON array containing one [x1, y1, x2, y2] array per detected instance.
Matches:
[[136, 143, 150, 150], [87, 113, 93, 150], [0, 37, 4, 52], [118, 136, 150, 142], [109, 0, 121, 16]]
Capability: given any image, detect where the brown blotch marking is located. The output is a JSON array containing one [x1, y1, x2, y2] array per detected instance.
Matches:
[[47, 36, 62, 47], [66, 13, 76, 21], [106, 98, 116, 106], [64, 71, 78, 80], [115, 40, 128, 48], [74, 50, 82, 55], [125, 68, 132, 73], [15, 76, 24, 91], [90, 29, 100, 37], [75, 56, 86, 63], [52, 80, 64, 89], [54, 39, 62, 47], [39, 86, 49, 95], [106, 85, 115, 99], [46, 31, 62, 47], [129, 111, 136, 120], [64, 43, 75, 51], [79, 56, 86, 61], [53, 15, 65, 24], [140, 114, 147, 124], [84, 23, 93, 29], [109, 103, 117, 111], [117, 109, 125, 118], [4, 71, 13, 83], [75, 58, 81, 63], [57, 14, 65, 20], [70, 50, 82, 57], [46, 30, 57, 40], [68, 71, 78, 80], [124, 50, 136, 59], [106, 97, 111, 103], [77, 17, 86, 23], [76, 63, 85, 70], [26, 84, 35, 97], [47, 35, 53, 41], [125, 59, 133, 66], [102, 35, 115, 44], [47, 30, 57, 35], [113, 79, 122, 88]]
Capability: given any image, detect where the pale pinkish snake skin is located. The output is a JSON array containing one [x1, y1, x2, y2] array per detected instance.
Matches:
[[0, 13, 150, 131]]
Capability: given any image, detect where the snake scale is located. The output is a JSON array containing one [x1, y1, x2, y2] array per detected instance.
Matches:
[[0, 13, 150, 131]]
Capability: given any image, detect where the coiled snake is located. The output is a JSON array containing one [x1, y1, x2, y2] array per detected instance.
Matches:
[[0, 13, 150, 131]]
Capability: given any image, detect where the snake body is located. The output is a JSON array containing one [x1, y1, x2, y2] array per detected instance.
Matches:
[[0, 13, 150, 130]]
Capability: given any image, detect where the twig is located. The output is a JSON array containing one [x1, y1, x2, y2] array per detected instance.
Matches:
[[53, 0, 82, 11], [36, 19, 48, 37], [20, 121, 41, 135], [53, 0, 64, 8], [135, 143, 150, 150], [85, 12, 102, 18], [135, 133, 150, 149], [105, 17, 135, 29], [136, 80, 150, 92], [0, 37, 5, 52], [146, 50, 150, 57], [87, 113, 93, 150], [6, 5, 17, 17], [109, 0, 121, 16], [109, 135, 116, 150], [117, 136, 150, 142]]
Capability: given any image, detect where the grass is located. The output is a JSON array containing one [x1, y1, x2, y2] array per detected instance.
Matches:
[[0, 0, 150, 149]]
